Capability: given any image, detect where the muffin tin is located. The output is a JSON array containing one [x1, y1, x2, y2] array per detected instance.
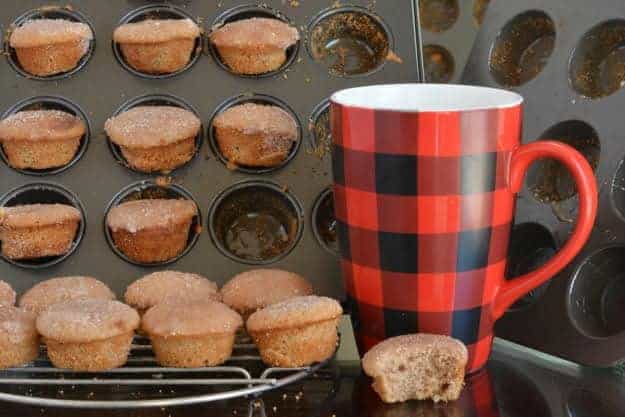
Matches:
[[463, 0, 625, 366]]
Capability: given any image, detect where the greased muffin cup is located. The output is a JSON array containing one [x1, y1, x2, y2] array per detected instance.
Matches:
[[0, 280, 16, 307], [246, 295, 342, 367], [0, 306, 39, 369]]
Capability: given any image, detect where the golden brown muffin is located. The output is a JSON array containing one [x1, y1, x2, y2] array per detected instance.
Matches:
[[0, 280, 16, 307], [209, 17, 299, 75], [114, 19, 200, 75], [221, 269, 312, 318], [36, 299, 139, 371], [104, 106, 201, 173], [362, 334, 468, 403], [0, 110, 86, 170], [142, 299, 243, 367], [125, 270, 219, 315], [247, 295, 342, 367], [0, 204, 81, 260], [213, 103, 298, 168], [0, 306, 39, 369], [9, 19, 93, 76], [19, 276, 115, 316], [106, 199, 198, 264]]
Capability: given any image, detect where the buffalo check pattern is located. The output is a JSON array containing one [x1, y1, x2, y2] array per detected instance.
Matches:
[[331, 103, 522, 373]]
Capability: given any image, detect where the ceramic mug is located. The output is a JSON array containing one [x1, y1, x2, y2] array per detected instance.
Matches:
[[330, 84, 597, 372]]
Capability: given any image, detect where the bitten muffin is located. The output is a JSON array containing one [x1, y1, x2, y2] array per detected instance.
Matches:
[[9, 19, 93, 76], [362, 334, 468, 403], [0, 280, 16, 307], [209, 17, 299, 75], [104, 106, 201, 173], [19, 276, 115, 315], [0, 110, 86, 170], [213, 103, 298, 168], [113, 19, 200, 75], [246, 295, 342, 367], [142, 299, 242, 367], [125, 270, 219, 315], [106, 199, 198, 264], [0, 204, 81, 260], [36, 299, 139, 371], [0, 306, 39, 369], [221, 269, 312, 318]]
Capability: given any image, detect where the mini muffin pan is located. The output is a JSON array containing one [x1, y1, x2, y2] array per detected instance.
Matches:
[[463, 0, 625, 366], [0, 1, 418, 301]]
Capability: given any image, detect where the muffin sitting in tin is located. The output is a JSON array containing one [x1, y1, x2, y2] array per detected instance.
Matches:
[[209, 17, 299, 75], [213, 103, 298, 168], [0, 204, 81, 260], [0, 306, 39, 369], [0, 110, 86, 170], [113, 18, 200, 75], [106, 198, 198, 264], [0, 280, 16, 307], [104, 106, 200, 173], [9, 18, 93, 77]]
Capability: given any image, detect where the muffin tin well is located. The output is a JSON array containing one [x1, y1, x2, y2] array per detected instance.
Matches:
[[311, 187, 338, 255]]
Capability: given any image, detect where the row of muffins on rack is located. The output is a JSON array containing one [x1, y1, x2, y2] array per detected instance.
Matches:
[[0, 269, 342, 371]]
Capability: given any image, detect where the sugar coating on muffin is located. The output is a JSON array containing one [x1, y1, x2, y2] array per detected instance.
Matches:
[[104, 106, 201, 172], [0, 280, 16, 307], [213, 103, 298, 168], [0, 306, 39, 369], [0, 110, 86, 170]]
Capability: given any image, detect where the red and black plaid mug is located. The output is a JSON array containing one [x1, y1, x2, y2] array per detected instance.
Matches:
[[330, 84, 597, 373]]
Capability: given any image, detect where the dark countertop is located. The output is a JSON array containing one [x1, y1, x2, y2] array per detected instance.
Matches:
[[1, 339, 624, 417]]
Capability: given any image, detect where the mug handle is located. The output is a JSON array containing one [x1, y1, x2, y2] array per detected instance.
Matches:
[[492, 141, 598, 319]]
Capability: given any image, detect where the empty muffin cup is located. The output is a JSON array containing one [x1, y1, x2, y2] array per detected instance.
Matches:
[[312, 188, 339, 254], [419, 0, 460, 33], [423, 44, 455, 83], [308, 99, 331, 159]]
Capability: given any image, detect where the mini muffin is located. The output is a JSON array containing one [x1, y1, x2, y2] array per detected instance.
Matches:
[[0, 110, 86, 170], [213, 103, 298, 168], [19, 276, 115, 315], [36, 299, 139, 371], [114, 19, 200, 75], [362, 334, 468, 403], [125, 270, 219, 315], [221, 269, 312, 318], [0, 204, 81, 260], [9, 19, 93, 76], [104, 106, 201, 173], [247, 295, 342, 367], [0, 306, 39, 369], [210, 17, 299, 75], [142, 299, 243, 367], [0, 280, 16, 307], [106, 199, 198, 264]]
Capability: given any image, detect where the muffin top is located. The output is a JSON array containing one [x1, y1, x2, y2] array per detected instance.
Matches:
[[114, 18, 200, 44], [106, 199, 198, 233], [142, 299, 242, 337], [0, 204, 81, 229], [0, 281, 16, 307], [210, 17, 299, 49], [0, 306, 38, 344], [221, 269, 312, 315], [19, 276, 115, 315], [10, 19, 93, 48], [125, 271, 219, 310], [105, 106, 201, 149], [246, 295, 342, 332], [36, 299, 139, 343], [0, 110, 86, 143], [213, 103, 298, 138]]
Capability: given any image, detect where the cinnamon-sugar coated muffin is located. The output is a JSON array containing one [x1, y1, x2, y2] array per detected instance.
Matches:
[[213, 103, 298, 168], [0, 306, 39, 369], [0, 204, 81, 260], [114, 19, 200, 74], [209, 17, 299, 75], [221, 269, 312, 317], [0, 110, 86, 170], [9, 19, 93, 76], [142, 299, 243, 367], [0, 280, 16, 307], [36, 299, 139, 371], [106, 199, 198, 264], [125, 271, 219, 314], [246, 295, 342, 367], [362, 334, 468, 403], [104, 106, 201, 173], [19, 276, 115, 315]]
